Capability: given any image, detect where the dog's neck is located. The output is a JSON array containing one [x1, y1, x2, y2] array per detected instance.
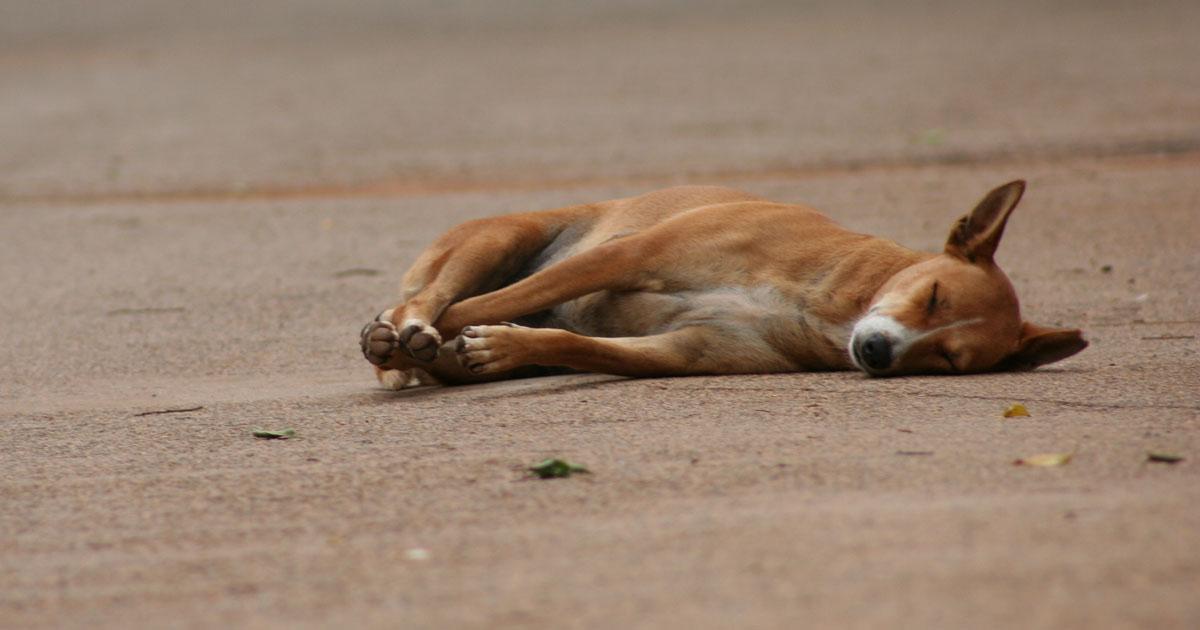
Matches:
[[813, 236, 931, 317], [794, 236, 934, 368]]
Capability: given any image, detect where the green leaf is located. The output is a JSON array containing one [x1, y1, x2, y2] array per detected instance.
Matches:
[[529, 458, 590, 479], [915, 128, 946, 146], [253, 429, 296, 439]]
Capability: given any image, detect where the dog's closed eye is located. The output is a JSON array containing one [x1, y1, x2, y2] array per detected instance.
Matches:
[[926, 281, 940, 315]]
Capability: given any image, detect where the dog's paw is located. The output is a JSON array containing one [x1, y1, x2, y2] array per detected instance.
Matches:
[[361, 308, 444, 365], [454, 323, 529, 374], [361, 309, 400, 366], [396, 319, 442, 363]]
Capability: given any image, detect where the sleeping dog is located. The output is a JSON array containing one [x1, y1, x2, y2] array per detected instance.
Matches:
[[361, 181, 1086, 387]]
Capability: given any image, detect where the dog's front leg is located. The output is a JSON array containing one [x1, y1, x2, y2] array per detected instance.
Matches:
[[452, 323, 792, 378]]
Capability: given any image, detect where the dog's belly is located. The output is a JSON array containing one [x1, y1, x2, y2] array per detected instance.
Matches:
[[517, 285, 853, 370], [542, 290, 691, 337]]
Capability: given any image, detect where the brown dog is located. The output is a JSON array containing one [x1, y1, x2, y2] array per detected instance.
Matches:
[[361, 182, 1086, 388]]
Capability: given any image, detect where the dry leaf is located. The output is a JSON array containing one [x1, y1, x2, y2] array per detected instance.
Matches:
[[1003, 403, 1030, 418], [1014, 451, 1073, 467]]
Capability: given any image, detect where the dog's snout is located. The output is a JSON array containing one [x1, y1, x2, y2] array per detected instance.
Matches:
[[858, 333, 893, 371]]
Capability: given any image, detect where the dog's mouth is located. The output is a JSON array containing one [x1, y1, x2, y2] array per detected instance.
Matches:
[[849, 339, 866, 372]]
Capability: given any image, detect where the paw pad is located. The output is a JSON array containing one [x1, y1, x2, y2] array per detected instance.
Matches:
[[398, 321, 442, 362], [360, 318, 400, 365]]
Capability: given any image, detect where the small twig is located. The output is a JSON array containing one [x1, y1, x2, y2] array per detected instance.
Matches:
[[133, 406, 204, 417], [333, 268, 382, 278], [107, 307, 185, 316], [1140, 335, 1195, 341]]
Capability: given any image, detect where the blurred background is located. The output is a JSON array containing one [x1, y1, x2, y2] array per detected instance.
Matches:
[[3, 0, 1198, 200]]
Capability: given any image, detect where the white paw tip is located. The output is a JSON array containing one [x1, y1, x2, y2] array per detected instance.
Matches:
[[379, 369, 411, 390]]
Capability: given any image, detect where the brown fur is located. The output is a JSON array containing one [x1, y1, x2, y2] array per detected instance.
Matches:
[[360, 182, 1086, 386]]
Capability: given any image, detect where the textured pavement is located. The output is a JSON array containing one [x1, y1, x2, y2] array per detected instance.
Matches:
[[2, 2, 1199, 629]]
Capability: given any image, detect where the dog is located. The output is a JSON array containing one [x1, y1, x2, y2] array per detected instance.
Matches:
[[360, 181, 1087, 388]]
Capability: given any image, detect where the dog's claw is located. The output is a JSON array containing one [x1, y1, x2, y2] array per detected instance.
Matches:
[[454, 324, 529, 374]]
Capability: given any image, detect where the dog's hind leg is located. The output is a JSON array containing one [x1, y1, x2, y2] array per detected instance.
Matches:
[[362, 205, 597, 372], [431, 234, 656, 339]]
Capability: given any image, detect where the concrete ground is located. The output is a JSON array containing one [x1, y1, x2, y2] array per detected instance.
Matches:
[[2, 1, 1198, 628]]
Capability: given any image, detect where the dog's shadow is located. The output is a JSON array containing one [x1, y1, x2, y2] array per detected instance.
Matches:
[[366, 372, 629, 403], [360, 364, 1094, 406]]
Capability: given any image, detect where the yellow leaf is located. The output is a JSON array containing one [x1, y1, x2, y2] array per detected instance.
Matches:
[[1014, 452, 1074, 467], [1003, 403, 1030, 418]]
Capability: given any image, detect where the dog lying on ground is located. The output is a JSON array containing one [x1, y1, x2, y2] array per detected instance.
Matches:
[[361, 181, 1087, 388]]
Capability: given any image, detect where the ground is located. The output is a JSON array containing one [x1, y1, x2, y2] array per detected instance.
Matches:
[[2, 1, 1199, 628]]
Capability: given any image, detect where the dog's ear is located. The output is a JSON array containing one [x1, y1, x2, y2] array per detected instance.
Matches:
[[945, 180, 1025, 262], [996, 321, 1088, 371]]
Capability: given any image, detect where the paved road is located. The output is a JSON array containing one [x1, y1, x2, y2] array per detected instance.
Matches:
[[2, 2, 1199, 628]]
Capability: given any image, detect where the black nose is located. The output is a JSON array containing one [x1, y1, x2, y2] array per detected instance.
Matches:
[[858, 333, 893, 371]]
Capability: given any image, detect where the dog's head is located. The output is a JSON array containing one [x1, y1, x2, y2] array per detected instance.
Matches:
[[849, 180, 1087, 376]]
